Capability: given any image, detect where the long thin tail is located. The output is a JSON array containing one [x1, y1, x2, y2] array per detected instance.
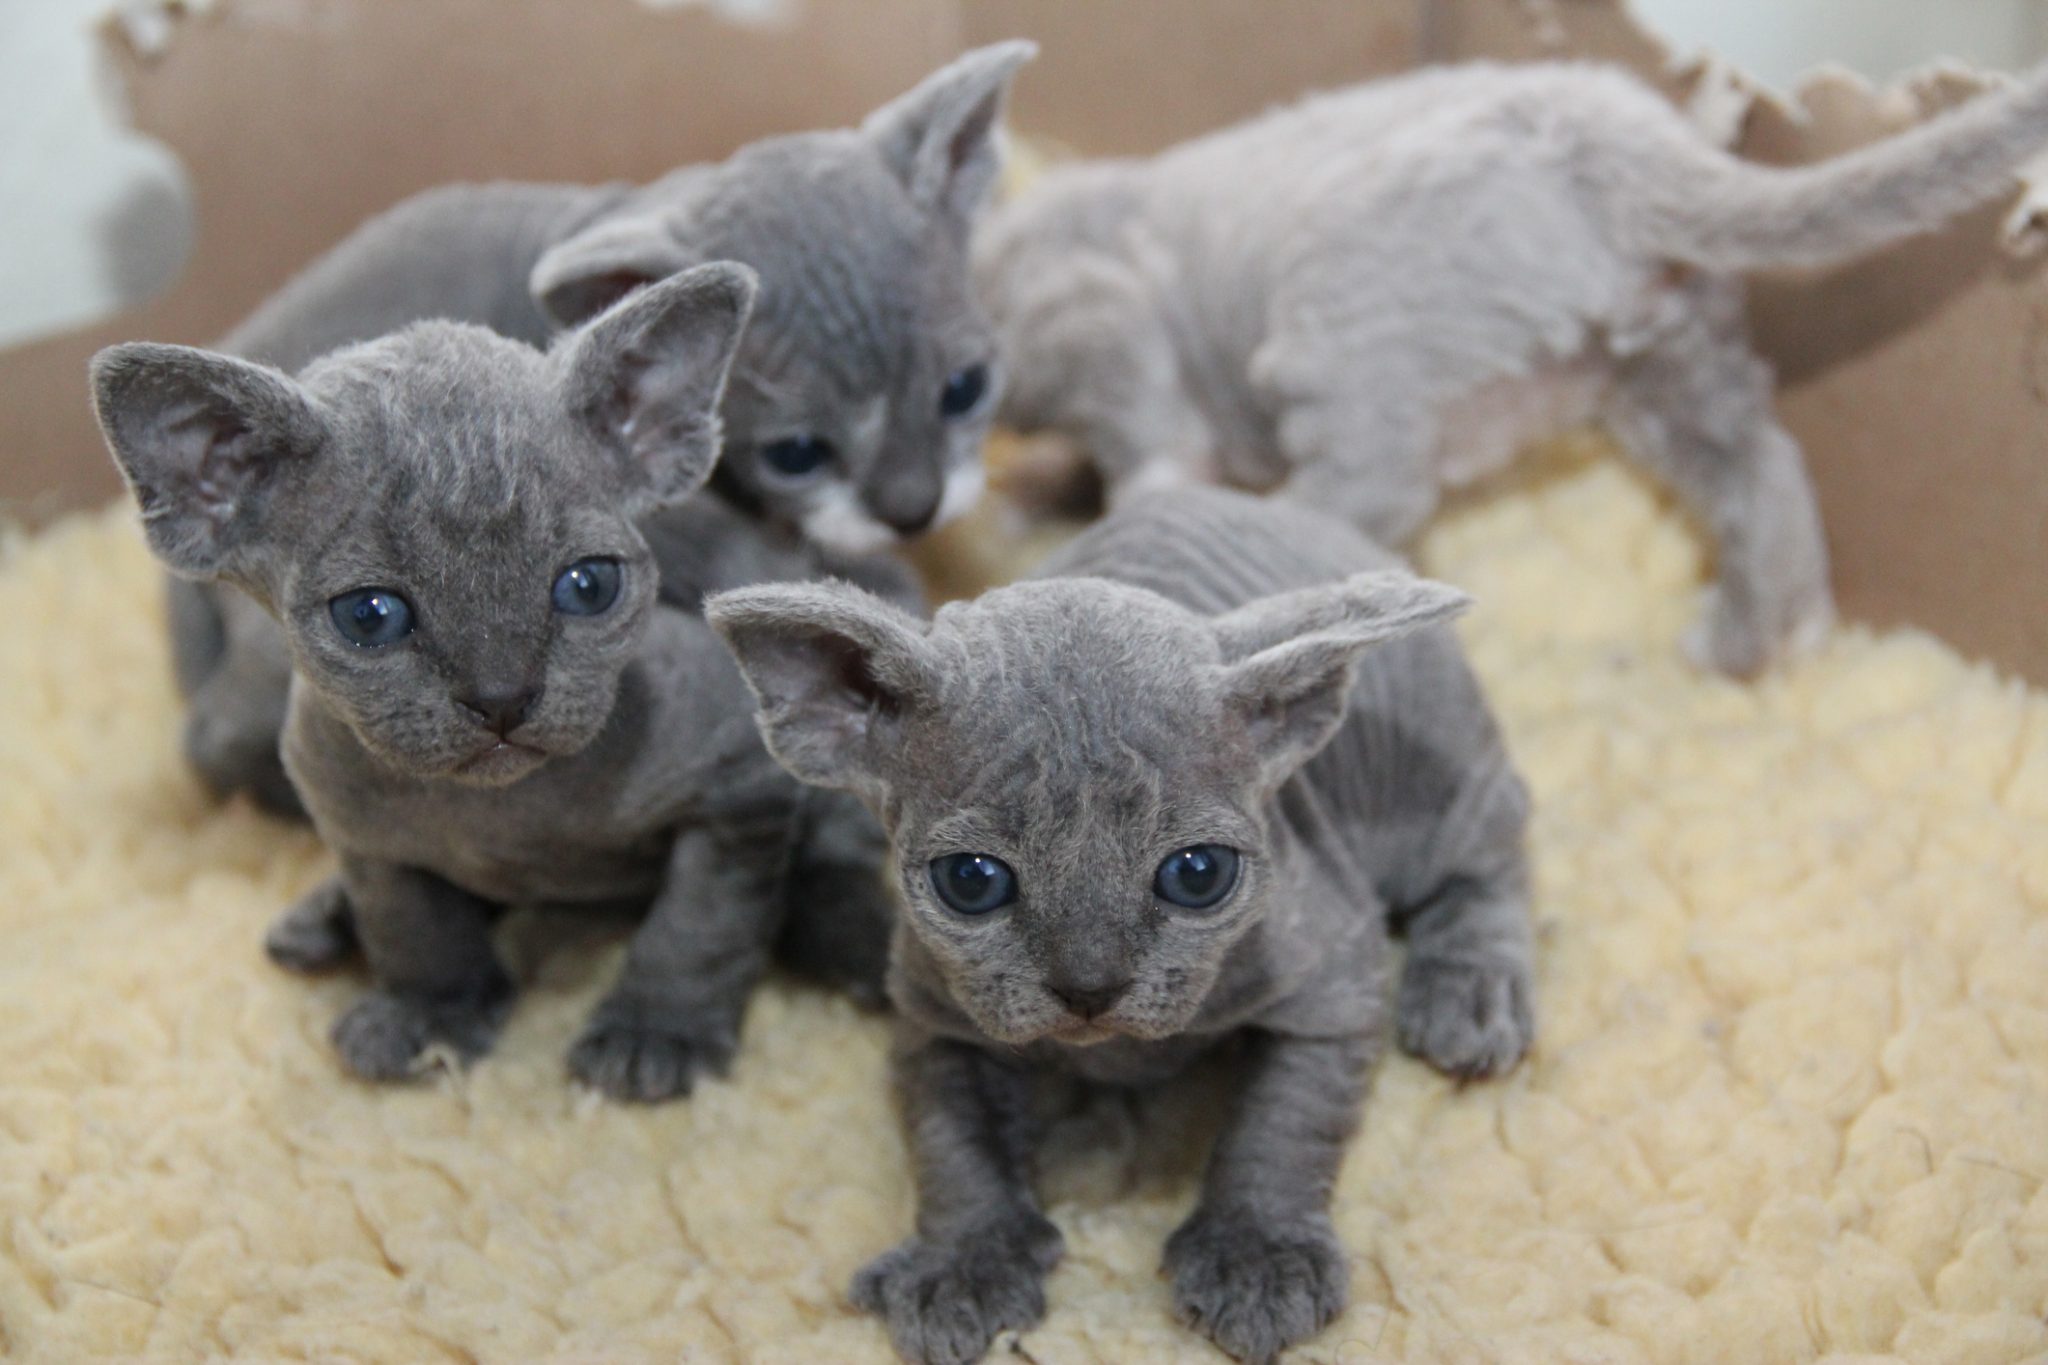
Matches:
[[1626, 62, 2048, 272]]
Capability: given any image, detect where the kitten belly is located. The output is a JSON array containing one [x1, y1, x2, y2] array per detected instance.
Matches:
[[1433, 358, 1612, 487]]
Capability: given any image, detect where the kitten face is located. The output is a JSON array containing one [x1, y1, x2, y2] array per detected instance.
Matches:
[[529, 42, 1033, 556], [882, 584, 1274, 1044], [707, 567, 1468, 1046], [705, 139, 1002, 556], [266, 352, 660, 783], [95, 266, 756, 787]]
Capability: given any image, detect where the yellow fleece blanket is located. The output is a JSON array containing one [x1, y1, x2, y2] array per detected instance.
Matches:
[[2, 441, 2045, 1363]]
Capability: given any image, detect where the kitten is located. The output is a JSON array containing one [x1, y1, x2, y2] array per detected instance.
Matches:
[[94, 266, 890, 1101], [170, 41, 1033, 815], [977, 59, 2048, 677], [708, 487, 1534, 1364]]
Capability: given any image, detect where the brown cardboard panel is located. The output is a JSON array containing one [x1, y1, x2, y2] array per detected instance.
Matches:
[[963, 0, 1419, 154], [1734, 72, 2048, 681], [3, 0, 2046, 681], [0, 0, 963, 517]]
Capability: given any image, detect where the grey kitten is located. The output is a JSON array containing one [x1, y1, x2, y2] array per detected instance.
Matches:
[[171, 41, 1032, 816], [707, 488, 1533, 1365], [978, 59, 2048, 678], [93, 266, 890, 1101]]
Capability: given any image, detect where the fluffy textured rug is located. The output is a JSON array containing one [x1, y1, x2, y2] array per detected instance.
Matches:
[[3, 441, 2046, 1364]]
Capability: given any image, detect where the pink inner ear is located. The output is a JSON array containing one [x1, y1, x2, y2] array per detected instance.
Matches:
[[171, 411, 259, 524]]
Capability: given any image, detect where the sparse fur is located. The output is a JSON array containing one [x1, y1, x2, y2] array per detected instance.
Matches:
[[707, 488, 1534, 1364], [978, 59, 2048, 677], [166, 43, 1032, 814], [92, 268, 894, 1100]]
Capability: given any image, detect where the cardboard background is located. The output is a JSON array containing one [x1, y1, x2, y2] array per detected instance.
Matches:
[[1, 0, 2042, 680]]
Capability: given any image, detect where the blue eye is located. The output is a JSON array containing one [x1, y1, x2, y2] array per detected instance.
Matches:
[[759, 435, 835, 480], [329, 589, 415, 648], [552, 557, 622, 616], [929, 852, 1018, 916], [939, 363, 988, 418], [1153, 845, 1241, 910]]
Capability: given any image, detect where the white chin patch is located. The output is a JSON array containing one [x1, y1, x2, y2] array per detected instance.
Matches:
[[800, 488, 899, 558], [933, 463, 987, 529]]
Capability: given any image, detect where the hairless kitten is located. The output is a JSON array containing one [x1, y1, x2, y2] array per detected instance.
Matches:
[[708, 487, 1533, 1364], [171, 41, 1033, 817], [92, 266, 890, 1101], [978, 59, 2048, 677]]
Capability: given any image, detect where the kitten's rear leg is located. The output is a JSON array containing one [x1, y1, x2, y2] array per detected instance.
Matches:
[[1392, 767, 1536, 1080], [265, 876, 359, 974], [1605, 275, 1834, 676], [1256, 337, 1445, 545], [776, 791, 894, 1009], [175, 582, 305, 818]]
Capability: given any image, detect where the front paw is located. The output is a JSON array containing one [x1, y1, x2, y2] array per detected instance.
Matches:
[[264, 881, 358, 974], [850, 1215, 1063, 1365], [567, 1002, 736, 1103], [331, 987, 511, 1082], [1396, 952, 1534, 1079], [1165, 1208, 1347, 1364]]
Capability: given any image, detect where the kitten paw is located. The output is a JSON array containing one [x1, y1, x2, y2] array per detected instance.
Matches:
[[850, 1215, 1063, 1365], [264, 882, 358, 974], [1396, 953, 1534, 1079], [567, 1007, 736, 1103], [1165, 1208, 1348, 1364], [330, 988, 509, 1081]]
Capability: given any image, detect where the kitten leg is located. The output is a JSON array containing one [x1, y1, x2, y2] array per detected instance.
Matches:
[[1256, 335, 1445, 546], [1605, 273, 1834, 676], [178, 584, 303, 818], [1393, 870, 1537, 1080], [776, 791, 894, 1009], [1164, 1030, 1375, 1365], [264, 874, 358, 974], [852, 1031, 1061, 1365], [568, 822, 786, 1102], [329, 857, 514, 1081]]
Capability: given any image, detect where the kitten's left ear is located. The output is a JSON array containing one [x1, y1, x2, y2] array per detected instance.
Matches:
[[530, 214, 696, 329], [558, 260, 757, 511], [89, 342, 328, 578], [1213, 572, 1472, 787], [864, 40, 1037, 231], [705, 581, 941, 795]]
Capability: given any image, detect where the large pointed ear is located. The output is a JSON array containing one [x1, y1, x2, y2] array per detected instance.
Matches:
[[89, 342, 328, 578], [863, 40, 1036, 230], [530, 213, 696, 328], [1213, 572, 1472, 787], [705, 581, 941, 794], [558, 260, 756, 511]]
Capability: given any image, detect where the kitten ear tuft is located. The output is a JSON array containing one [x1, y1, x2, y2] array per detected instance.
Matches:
[[530, 214, 695, 328], [864, 40, 1037, 230], [89, 342, 327, 577], [705, 581, 938, 794], [1213, 572, 1472, 788], [560, 261, 758, 511]]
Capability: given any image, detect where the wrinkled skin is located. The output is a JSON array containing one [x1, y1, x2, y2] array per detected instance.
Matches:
[[709, 488, 1536, 1363], [93, 269, 892, 1101], [980, 59, 2048, 677], [167, 42, 1033, 814]]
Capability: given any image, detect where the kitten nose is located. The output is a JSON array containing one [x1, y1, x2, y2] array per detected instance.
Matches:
[[1050, 976, 1131, 1020], [881, 495, 940, 537], [455, 685, 539, 736], [870, 478, 943, 537]]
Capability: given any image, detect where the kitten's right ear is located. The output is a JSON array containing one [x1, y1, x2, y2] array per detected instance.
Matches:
[[530, 214, 694, 328], [89, 342, 327, 577], [559, 261, 757, 511], [1213, 572, 1472, 789], [705, 581, 940, 794]]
